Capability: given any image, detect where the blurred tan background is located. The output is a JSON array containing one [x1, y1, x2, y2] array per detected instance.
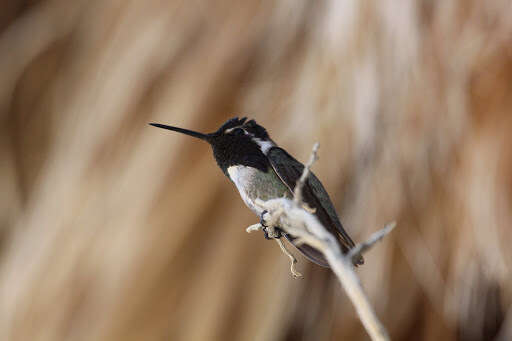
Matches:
[[1, 1, 512, 340]]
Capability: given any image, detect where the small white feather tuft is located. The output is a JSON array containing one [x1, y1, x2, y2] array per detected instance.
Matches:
[[253, 138, 275, 155]]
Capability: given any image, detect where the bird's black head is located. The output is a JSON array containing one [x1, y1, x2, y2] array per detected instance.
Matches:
[[149, 117, 274, 175], [214, 117, 270, 140]]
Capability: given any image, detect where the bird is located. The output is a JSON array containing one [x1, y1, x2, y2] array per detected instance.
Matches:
[[149, 117, 363, 267]]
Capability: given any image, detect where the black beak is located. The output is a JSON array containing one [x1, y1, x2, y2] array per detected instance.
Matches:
[[149, 123, 211, 142]]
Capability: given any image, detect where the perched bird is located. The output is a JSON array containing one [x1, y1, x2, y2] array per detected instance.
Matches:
[[149, 117, 363, 267]]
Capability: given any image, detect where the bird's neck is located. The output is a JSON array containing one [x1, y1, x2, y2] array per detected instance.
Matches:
[[211, 139, 270, 175]]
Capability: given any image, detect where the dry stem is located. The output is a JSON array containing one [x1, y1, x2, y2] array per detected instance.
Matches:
[[246, 143, 394, 341]]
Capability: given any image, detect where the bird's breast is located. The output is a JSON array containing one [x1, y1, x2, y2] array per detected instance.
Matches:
[[227, 165, 290, 215]]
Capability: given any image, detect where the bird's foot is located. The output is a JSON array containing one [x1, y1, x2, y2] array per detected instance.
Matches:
[[263, 227, 283, 240], [260, 210, 271, 239], [260, 210, 269, 228], [260, 210, 282, 240]]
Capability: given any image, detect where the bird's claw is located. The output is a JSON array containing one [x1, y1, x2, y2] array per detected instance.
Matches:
[[261, 210, 271, 239], [260, 210, 269, 227], [263, 227, 271, 240], [263, 227, 282, 240], [260, 210, 282, 239]]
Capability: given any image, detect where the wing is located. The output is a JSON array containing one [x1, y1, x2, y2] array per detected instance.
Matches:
[[267, 147, 364, 266]]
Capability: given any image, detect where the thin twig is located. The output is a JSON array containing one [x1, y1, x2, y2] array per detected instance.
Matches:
[[247, 222, 302, 277], [275, 239, 302, 278], [246, 223, 262, 233], [293, 142, 319, 205], [347, 221, 396, 265]]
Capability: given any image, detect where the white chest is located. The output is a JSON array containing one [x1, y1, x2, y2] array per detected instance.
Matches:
[[227, 166, 261, 214], [227, 165, 290, 216]]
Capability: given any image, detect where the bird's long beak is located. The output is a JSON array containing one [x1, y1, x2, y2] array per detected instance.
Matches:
[[149, 123, 211, 142]]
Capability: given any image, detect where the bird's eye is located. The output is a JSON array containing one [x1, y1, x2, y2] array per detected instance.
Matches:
[[233, 128, 245, 136]]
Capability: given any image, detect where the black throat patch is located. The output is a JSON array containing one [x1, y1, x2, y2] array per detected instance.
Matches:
[[210, 134, 270, 175]]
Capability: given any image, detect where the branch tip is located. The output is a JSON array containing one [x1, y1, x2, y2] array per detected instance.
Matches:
[[348, 221, 396, 263]]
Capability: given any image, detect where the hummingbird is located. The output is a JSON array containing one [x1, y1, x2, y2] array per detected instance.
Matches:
[[149, 117, 363, 267]]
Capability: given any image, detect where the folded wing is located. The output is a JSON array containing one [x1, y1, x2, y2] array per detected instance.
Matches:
[[267, 147, 364, 266]]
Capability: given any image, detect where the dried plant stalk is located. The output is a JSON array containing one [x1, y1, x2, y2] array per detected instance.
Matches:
[[247, 143, 395, 341]]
